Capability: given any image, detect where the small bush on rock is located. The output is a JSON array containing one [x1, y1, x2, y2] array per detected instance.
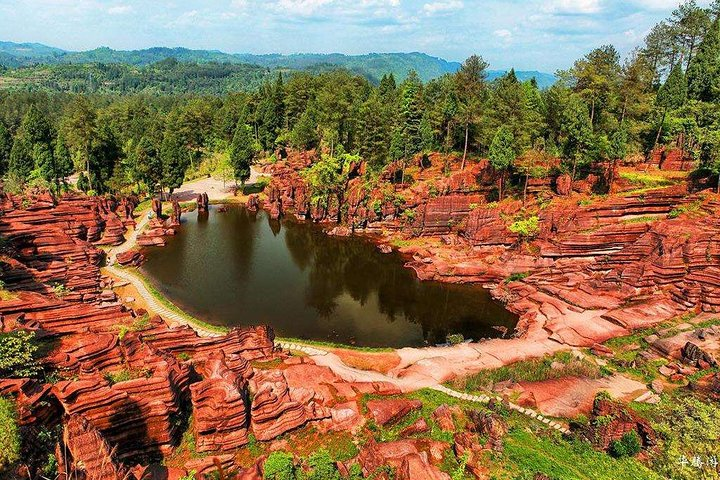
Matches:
[[0, 330, 41, 378], [264, 451, 295, 480], [306, 449, 340, 480], [509, 216, 539, 238], [609, 431, 641, 458]]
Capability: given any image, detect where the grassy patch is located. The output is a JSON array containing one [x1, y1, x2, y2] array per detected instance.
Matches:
[[505, 272, 530, 283], [668, 200, 703, 219], [117, 314, 151, 339], [251, 358, 284, 370], [497, 428, 661, 479], [0, 396, 20, 471], [448, 351, 604, 393], [103, 367, 150, 385], [619, 172, 674, 188], [278, 337, 393, 353], [620, 215, 663, 224]]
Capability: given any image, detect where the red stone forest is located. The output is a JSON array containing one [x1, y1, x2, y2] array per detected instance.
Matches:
[[1, 1, 720, 479]]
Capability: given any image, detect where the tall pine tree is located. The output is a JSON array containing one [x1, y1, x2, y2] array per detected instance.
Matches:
[[686, 18, 720, 102]]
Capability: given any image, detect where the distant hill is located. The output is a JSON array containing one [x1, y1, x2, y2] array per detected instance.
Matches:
[[0, 41, 557, 88]]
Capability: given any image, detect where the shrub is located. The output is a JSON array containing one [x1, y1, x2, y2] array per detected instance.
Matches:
[[609, 431, 642, 458], [306, 449, 340, 480], [0, 330, 41, 378], [401, 209, 416, 223], [505, 272, 530, 283], [509, 216, 540, 238], [263, 451, 295, 480], [0, 397, 20, 472], [446, 334, 465, 345], [256, 176, 271, 190], [51, 282, 71, 298]]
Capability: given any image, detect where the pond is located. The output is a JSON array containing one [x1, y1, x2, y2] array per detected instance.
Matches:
[[140, 205, 517, 348]]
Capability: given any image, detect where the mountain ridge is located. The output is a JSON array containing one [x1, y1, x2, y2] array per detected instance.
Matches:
[[0, 41, 557, 87]]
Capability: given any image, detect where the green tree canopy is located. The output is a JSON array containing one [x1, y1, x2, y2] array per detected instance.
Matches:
[[686, 18, 720, 101], [489, 126, 516, 200], [229, 122, 258, 186]]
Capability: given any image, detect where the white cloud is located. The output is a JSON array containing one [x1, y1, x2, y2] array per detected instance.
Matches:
[[423, 0, 463, 15], [494, 28, 512, 39], [274, 0, 336, 15], [544, 0, 601, 14], [107, 4, 133, 15], [631, 0, 684, 10]]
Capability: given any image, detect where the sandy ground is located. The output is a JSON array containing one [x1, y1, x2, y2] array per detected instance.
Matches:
[[172, 167, 266, 202]]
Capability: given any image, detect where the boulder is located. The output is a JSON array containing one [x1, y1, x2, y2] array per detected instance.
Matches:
[[366, 398, 422, 426]]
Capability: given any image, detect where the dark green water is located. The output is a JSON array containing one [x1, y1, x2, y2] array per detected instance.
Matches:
[[140, 205, 517, 348]]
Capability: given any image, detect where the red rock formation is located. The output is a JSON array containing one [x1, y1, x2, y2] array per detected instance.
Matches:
[[357, 438, 449, 479], [366, 398, 422, 426], [190, 353, 250, 452], [167, 198, 181, 228], [579, 399, 656, 452], [197, 193, 209, 213], [247, 194, 260, 212], [249, 368, 329, 441], [117, 249, 144, 266], [61, 414, 134, 480]]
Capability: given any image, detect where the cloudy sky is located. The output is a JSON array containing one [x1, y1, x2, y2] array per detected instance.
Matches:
[[0, 0, 712, 71]]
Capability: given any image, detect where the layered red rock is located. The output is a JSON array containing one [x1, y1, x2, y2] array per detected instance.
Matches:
[[190, 353, 250, 452]]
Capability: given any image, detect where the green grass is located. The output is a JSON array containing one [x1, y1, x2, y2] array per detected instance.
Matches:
[[103, 368, 149, 385], [498, 428, 662, 480], [620, 215, 663, 224], [448, 351, 604, 393], [0, 396, 20, 471], [277, 337, 394, 353], [619, 172, 674, 188], [668, 200, 703, 219]]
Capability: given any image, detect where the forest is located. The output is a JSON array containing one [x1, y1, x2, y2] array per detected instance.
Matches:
[[0, 0, 719, 200]]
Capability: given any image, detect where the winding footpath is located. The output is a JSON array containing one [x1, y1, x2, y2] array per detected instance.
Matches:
[[103, 184, 570, 435]]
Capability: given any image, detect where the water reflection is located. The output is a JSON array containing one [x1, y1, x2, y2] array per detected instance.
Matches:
[[140, 205, 517, 348]]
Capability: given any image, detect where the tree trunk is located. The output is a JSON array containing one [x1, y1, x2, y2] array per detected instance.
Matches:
[[654, 108, 667, 150], [572, 157, 578, 181], [498, 172, 504, 201], [461, 124, 469, 171], [590, 98, 595, 128], [523, 173, 529, 205], [717, 174, 720, 195], [620, 97, 627, 125]]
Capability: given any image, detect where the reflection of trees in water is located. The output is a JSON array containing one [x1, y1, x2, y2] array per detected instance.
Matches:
[[230, 208, 257, 283], [281, 219, 517, 342]]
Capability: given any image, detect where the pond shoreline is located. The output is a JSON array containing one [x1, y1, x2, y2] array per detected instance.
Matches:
[[136, 202, 517, 348]]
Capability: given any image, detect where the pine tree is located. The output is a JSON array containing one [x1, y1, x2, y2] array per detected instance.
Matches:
[[561, 95, 594, 179], [9, 106, 53, 180], [358, 92, 391, 170], [160, 130, 190, 196], [455, 55, 489, 170], [379, 73, 397, 99], [290, 110, 319, 151], [229, 122, 258, 187], [686, 18, 720, 101], [54, 135, 73, 191], [489, 126, 516, 200], [0, 122, 11, 176], [655, 63, 688, 146], [399, 71, 424, 159]]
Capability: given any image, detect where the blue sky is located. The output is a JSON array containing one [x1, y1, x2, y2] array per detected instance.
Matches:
[[0, 0, 712, 71]]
